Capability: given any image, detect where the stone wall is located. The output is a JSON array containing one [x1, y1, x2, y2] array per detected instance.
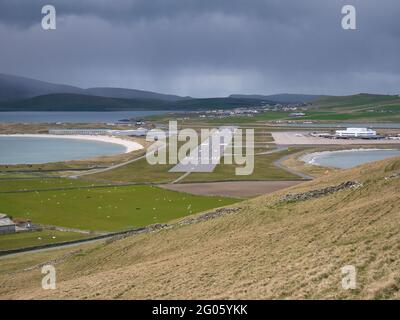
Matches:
[[280, 181, 363, 203]]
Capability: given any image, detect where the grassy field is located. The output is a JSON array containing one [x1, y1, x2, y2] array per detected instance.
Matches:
[[181, 148, 305, 182], [0, 178, 108, 192], [83, 138, 200, 183], [0, 173, 45, 179], [84, 156, 182, 183], [0, 161, 104, 172], [0, 230, 90, 251], [0, 185, 238, 232]]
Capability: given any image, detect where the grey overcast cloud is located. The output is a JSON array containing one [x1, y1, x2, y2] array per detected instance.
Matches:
[[0, 0, 399, 97]]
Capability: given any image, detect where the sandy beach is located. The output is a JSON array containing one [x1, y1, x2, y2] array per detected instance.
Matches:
[[0, 134, 143, 153]]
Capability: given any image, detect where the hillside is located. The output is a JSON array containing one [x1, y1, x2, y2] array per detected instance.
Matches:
[[0, 73, 188, 103], [85, 87, 190, 101], [172, 97, 274, 109], [0, 73, 82, 102], [0, 93, 171, 111], [0, 94, 272, 111], [1, 157, 400, 299], [312, 93, 400, 111]]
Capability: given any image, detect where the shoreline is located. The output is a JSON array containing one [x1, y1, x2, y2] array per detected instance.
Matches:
[[0, 134, 143, 154]]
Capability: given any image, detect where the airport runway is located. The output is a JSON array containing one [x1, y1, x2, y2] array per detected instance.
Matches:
[[169, 126, 237, 173]]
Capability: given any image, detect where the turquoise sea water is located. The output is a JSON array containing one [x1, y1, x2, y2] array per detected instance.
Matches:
[[302, 149, 400, 169], [0, 136, 126, 164]]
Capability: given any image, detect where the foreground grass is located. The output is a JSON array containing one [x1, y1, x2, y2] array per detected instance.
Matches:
[[0, 230, 90, 251], [0, 185, 238, 232]]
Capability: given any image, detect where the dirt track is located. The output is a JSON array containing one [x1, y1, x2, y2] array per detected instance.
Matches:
[[160, 180, 304, 198]]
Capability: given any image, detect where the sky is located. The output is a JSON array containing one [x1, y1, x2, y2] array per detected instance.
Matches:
[[0, 0, 399, 97]]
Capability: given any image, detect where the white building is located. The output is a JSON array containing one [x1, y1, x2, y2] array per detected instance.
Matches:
[[335, 128, 377, 138], [49, 128, 148, 137], [0, 214, 16, 235], [289, 112, 306, 117]]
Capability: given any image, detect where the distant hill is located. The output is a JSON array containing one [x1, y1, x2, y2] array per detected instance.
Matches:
[[84, 87, 190, 102], [172, 97, 275, 109], [7, 73, 398, 113], [230, 93, 322, 103], [0, 93, 272, 111], [0, 73, 190, 103], [0, 93, 170, 111], [0, 73, 82, 102]]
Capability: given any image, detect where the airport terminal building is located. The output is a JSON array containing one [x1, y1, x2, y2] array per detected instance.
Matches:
[[335, 128, 377, 138]]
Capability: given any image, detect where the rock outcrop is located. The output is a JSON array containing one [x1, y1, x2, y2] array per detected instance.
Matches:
[[280, 181, 363, 203]]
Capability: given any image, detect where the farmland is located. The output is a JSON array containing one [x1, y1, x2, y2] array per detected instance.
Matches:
[[0, 178, 107, 192], [0, 184, 238, 232]]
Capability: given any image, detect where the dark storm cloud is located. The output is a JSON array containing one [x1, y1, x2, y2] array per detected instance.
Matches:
[[0, 0, 399, 96], [0, 0, 330, 27]]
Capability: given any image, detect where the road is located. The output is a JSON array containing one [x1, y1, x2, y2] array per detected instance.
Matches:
[[273, 151, 314, 180]]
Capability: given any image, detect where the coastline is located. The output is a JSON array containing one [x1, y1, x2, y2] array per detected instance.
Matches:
[[0, 134, 143, 154]]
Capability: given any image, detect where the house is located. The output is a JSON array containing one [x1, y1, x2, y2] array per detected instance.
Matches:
[[13, 218, 33, 230], [0, 214, 16, 235]]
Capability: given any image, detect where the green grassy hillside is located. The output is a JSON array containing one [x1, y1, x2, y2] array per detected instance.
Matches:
[[312, 93, 400, 111], [1, 157, 400, 299]]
